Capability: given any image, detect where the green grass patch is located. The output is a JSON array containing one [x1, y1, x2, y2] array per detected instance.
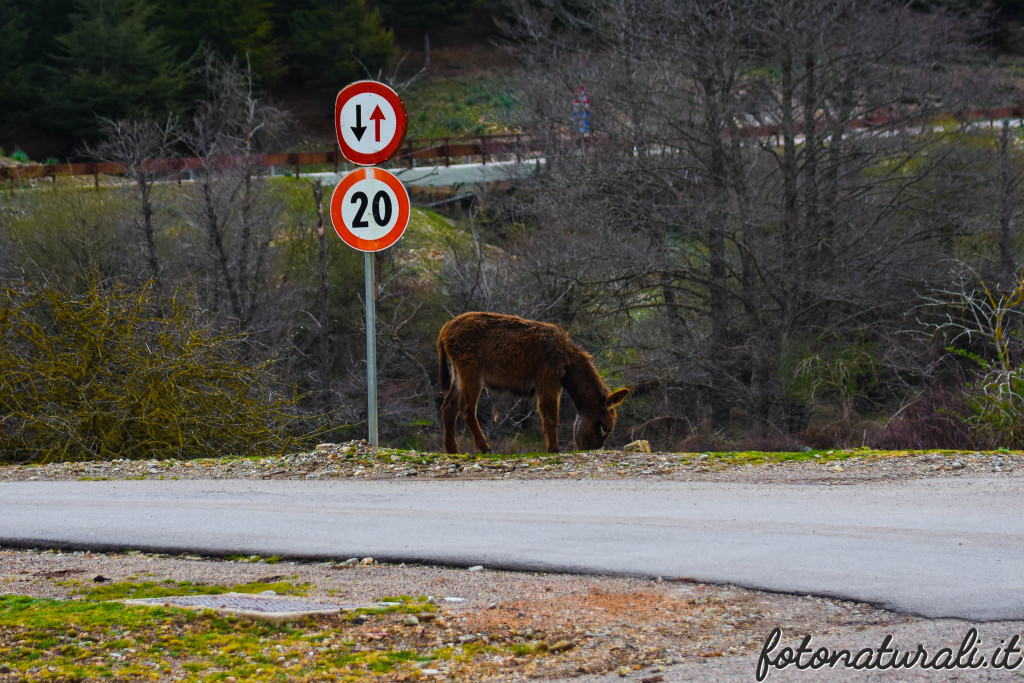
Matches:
[[402, 75, 518, 139], [0, 591, 428, 682], [675, 448, 965, 467], [72, 578, 309, 601], [371, 595, 436, 615]]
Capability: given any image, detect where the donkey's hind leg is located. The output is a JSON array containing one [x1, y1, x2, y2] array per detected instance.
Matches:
[[458, 374, 491, 453], [441, 382, 461, 454]]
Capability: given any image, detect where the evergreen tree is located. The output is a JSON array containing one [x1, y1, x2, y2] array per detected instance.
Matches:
[[376, 0, 484, 66], [150, 0, 281, 82], [0, 4, 33, 140], [45, 0, 190, 143], [286, 0, 396, 92], [0, 0, 76, 148]]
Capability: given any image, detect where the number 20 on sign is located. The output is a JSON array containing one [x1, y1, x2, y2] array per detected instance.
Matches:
[[330, 167, 410, 252]]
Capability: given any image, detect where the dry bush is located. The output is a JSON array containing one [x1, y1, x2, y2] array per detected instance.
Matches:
[[674, 418, 805, 453], [0, 277, 308, 464], [867, 384, 977, 450]]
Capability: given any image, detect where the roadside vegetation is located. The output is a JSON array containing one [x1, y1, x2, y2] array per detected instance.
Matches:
[[0, 277, 306, 464], [401, 75, 519, 140]]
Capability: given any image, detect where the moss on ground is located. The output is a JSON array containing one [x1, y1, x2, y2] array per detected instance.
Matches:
[[0, 584, 443, 682]]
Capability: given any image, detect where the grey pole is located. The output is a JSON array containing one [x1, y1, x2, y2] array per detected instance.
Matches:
[[364, 251, 378, 446]]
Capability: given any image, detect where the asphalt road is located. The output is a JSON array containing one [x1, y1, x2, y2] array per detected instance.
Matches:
[[1, 477, 1021, 622]]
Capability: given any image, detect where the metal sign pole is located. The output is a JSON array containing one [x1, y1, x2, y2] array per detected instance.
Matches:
[[334, 80, 409, 450], [364, 251, 378, 446]]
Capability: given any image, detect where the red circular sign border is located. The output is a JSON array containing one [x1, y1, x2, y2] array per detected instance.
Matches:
[[330, 168, 410, 252], [335, 81, 408, 166]]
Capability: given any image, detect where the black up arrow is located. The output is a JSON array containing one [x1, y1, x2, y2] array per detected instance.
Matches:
[[351, 104, 367, 141]]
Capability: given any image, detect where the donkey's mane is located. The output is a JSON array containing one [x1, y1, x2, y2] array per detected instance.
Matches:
[[562, 345, 610, 411]]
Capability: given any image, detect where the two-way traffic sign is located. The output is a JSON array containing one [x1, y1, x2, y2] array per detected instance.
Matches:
[[335, 81, 408, 166], [332, 80, 411, 252]]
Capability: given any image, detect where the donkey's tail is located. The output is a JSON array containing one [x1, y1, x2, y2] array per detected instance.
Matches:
[[438, 336, 452, 392]]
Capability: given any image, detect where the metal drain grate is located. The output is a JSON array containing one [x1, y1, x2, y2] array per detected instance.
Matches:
[[123, 592, 363, 624]]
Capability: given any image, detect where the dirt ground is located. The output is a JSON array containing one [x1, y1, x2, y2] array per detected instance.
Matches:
[[3, 547, 1022, 681]]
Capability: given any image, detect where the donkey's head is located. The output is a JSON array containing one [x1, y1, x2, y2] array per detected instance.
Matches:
[[573, 387, 630, 450]]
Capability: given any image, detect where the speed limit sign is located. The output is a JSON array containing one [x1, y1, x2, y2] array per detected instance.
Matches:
[[330, 167, 410, 252]]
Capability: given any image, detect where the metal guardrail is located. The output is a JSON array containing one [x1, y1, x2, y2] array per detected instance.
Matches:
[[3, 106, 1022, 185], [734, 106, 1024, 139], [0, 133, 537, 185]]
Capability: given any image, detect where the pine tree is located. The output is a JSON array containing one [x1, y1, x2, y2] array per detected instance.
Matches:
[[45, 0, 190, 142], [287, 0, 396, 92], [0, 0, 76, 145], [376, 0, 484, 66], [0, 4, 33, 138], [149, 0, 281, 82]]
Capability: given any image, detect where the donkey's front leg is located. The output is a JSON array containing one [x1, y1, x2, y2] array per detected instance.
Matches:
[[537, 389, 561, 453]]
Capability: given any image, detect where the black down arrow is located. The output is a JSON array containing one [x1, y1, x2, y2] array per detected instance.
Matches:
[[351, 104, 366, 141]]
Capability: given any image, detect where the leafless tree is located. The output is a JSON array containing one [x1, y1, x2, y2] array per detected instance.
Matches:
[[995, 121, 1024, 284], [295, 179, 332, 397], [501, 0, 989, 441], [84, 114, 179, 298], [177, 51, 291, 331]]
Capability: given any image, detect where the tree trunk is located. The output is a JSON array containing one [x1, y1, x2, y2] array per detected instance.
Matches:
[[998, 120, 1020, 288], [313, 180, 330, 394]]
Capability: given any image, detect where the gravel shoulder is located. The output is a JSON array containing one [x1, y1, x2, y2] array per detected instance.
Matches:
[[1, 442, 1020, 485], [2, 445, 1023, 681]]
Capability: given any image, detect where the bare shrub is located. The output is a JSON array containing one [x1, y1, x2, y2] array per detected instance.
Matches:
[[0, 276, 308, 464], [868, 383, 977, 450]]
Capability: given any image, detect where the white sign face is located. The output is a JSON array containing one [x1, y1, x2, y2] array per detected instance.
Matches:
[[338, 93, 398, 156], [339, 176, 401, 241], [334, 81, 408, 166], [330, 167, 410, 252]]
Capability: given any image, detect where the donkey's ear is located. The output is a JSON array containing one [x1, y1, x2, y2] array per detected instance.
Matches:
[[605, 387, 630, 409]]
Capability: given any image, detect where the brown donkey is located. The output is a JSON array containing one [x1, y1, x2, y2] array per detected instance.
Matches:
[[437, 312, 629, 453]]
